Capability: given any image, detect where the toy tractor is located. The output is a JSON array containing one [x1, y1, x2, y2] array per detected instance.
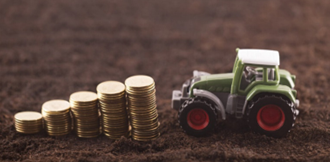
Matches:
[[172, 49, 299, 137]]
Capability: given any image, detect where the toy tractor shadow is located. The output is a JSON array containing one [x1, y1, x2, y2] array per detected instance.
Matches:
[[214, 116, 251, 135]]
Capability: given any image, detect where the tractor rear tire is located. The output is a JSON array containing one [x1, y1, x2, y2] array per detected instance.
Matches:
[[178, 98, 217, 137], [246, 95, 297, 137]]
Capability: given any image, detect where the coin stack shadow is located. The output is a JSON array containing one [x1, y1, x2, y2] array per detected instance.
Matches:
[[125, 75, 160, 141], [42, 100, 71, 136], [70, 91, 100, 138], [97, 81, 130, 139], [15, 111, 43, 134]]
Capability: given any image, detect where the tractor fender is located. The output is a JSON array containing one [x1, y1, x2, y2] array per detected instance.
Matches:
[[246, 84, 296, 103], [193, 89, 226, 120]]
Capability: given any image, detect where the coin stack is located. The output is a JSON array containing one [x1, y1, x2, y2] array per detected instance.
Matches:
[[125, 75, 160, 141], [15, 111, 43, 134], [70, 91, 100, 138], [97, 81, 130, 139], [42, 99, 71, 136]]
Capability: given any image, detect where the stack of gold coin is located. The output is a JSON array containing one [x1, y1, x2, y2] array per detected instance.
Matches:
[[125, 75, 160, 141], [41, 99, 71, 136], [97, 81, 130, 139], [14, 111, 43, 134], [70, 91, 100, 138]]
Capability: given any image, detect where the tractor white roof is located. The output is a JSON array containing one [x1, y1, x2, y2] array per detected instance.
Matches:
[[237, 49, 280, 66]]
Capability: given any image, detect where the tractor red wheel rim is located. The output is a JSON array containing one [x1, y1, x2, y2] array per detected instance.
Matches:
[[187, 108, 209, 130], [257, 104, 285, 131]]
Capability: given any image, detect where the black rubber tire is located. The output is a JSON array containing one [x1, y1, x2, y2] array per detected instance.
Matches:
[[246, 95, 296, 137], [178, 98, 217, 137]]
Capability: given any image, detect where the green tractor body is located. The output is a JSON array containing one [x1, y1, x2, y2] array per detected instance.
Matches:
[[172, 49, 299, 137]]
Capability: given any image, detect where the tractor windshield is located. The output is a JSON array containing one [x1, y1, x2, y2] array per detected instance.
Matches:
[[240, 66, 263, 90], [243, 66, 262, 82]]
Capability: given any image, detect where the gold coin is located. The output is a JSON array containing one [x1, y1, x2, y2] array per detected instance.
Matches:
[[42, 100, 70, 113], [125, 75, 160, 141], [132, 133, 160, 141], [125, 75, 154, 89], [14, 111, 42, 134], [70, 91, 98, 103], [97, 81, 125, 95], [70, 91, 100, 138], [15, 111, 42, 121], [42, 99, 72, 136], [97, 80, 129, 139], [15, 119, 42, 124]]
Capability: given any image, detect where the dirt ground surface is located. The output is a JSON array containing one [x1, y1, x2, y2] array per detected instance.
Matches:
[[0, 0, 329, 161]]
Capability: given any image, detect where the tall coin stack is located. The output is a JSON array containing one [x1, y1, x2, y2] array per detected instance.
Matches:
[[70, 91, 100, 138], [42, 100, 71, 136], [97, 81, 130, 139], [125, 75, 160, 141], [14, 111, 42, 134]]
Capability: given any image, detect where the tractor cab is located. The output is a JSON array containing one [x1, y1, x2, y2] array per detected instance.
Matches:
[[233, 49, 280, 94], [226, 49, 281, 118]]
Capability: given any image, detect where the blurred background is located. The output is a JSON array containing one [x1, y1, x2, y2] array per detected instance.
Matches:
[[0, 0, 329, 161]]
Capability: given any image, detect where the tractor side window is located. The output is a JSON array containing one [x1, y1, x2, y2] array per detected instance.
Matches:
[[240, 65, 259, 90], [267, 68, 275, 81]]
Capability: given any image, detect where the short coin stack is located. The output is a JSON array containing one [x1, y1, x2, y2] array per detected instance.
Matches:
[[70, 91, 100, 138], [97, 81, 130, 139], [15, 111, 43, 134], [42, 100, 71, 136], [125, 75, 160, 141]]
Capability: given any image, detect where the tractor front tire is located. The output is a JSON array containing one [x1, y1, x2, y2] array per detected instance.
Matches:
[[178, 98, 217, 137], [246, 95, 297, 137]]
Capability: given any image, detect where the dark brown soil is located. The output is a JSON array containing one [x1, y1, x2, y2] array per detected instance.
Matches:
[[0, 0, 329, 161]]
